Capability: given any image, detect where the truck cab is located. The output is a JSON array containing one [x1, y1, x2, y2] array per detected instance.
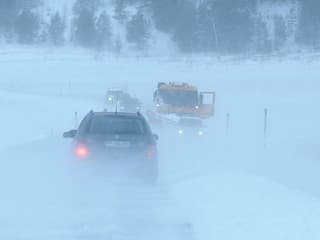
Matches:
[[153, 82, 215, 119]]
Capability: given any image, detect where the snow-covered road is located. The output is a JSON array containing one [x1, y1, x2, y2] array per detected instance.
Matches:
[[0, 140, 193, 240], [1, 53, 320, 239]]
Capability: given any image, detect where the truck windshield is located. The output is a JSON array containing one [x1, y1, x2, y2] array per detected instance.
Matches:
[[158, 89, 198, 107]]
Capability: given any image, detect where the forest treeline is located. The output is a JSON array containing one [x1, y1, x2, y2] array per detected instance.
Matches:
[[0, 0, 319, 54]]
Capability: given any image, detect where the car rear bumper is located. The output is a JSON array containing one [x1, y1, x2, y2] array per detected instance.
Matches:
[[70, 148, 158, 182]]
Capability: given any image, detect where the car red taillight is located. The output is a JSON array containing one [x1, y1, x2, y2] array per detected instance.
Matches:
[[146, 145, 157, 158], [75, 144, 89, 158]]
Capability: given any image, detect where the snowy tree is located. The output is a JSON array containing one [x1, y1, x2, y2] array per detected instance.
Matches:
[[172, 2, 197, 52], [253, 17, 272, 53], [73, 0, 102, 15], [113, 0, 128, 24], [19, 0, 42, 9], [150, 0, 179, 32], [206, 0, 255, 53], [0, 1, 16, 32], [48, 12, 65, 46], [95, 11, 112, 50], [73, 9, 97, 47], [126, 11, 150, 50], [150, 0, 257, 53], [72, 0, 106, 48], [114, 37, 123, 54], [14, 10, 40, 44], [193, 3, 217, 52], [297, 0, 320, 49], [0, 0, 41, 42], [274, 16, 287, 51]]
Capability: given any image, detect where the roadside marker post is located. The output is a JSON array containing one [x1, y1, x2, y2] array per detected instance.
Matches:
[[226, 112, 230, 136], [264, 108, 268, 148]]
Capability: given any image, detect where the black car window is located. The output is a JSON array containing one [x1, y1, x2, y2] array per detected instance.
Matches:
[[88, 116, 146, 135]]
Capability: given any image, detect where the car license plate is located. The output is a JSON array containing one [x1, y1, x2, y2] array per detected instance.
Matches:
[[104, 141, 131, 148]]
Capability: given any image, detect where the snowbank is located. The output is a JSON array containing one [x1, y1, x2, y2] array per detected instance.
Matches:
[[172, 173, 320, 240]]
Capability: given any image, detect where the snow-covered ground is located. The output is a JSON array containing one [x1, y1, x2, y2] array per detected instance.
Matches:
[[0, 48, 320, 239]]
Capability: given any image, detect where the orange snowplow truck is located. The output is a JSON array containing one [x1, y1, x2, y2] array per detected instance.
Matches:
[[153, 82, 215, 119]]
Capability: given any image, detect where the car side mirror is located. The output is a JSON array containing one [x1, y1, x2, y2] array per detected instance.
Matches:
[[153, 134, 159, 141], [63, 129, 77, 138]]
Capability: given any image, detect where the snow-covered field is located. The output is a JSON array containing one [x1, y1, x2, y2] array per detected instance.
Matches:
[[0, 48, 320, 239]]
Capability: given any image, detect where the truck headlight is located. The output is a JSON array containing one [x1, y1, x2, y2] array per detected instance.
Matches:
[[178, 130, 184, 135], [197, 130, 204, 136]]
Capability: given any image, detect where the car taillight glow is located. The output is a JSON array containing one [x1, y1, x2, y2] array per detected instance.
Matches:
[[75, 144, 89, 158], [146, 145, 157, 158]]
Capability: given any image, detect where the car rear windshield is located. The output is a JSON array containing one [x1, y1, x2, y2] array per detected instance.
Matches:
[[88, 116, 146, 135]]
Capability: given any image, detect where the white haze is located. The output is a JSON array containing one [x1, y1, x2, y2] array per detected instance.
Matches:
[[0, 48, 320, 239]]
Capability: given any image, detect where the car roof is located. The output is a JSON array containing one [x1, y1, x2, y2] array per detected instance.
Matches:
[[91, 111, 142, 118]]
